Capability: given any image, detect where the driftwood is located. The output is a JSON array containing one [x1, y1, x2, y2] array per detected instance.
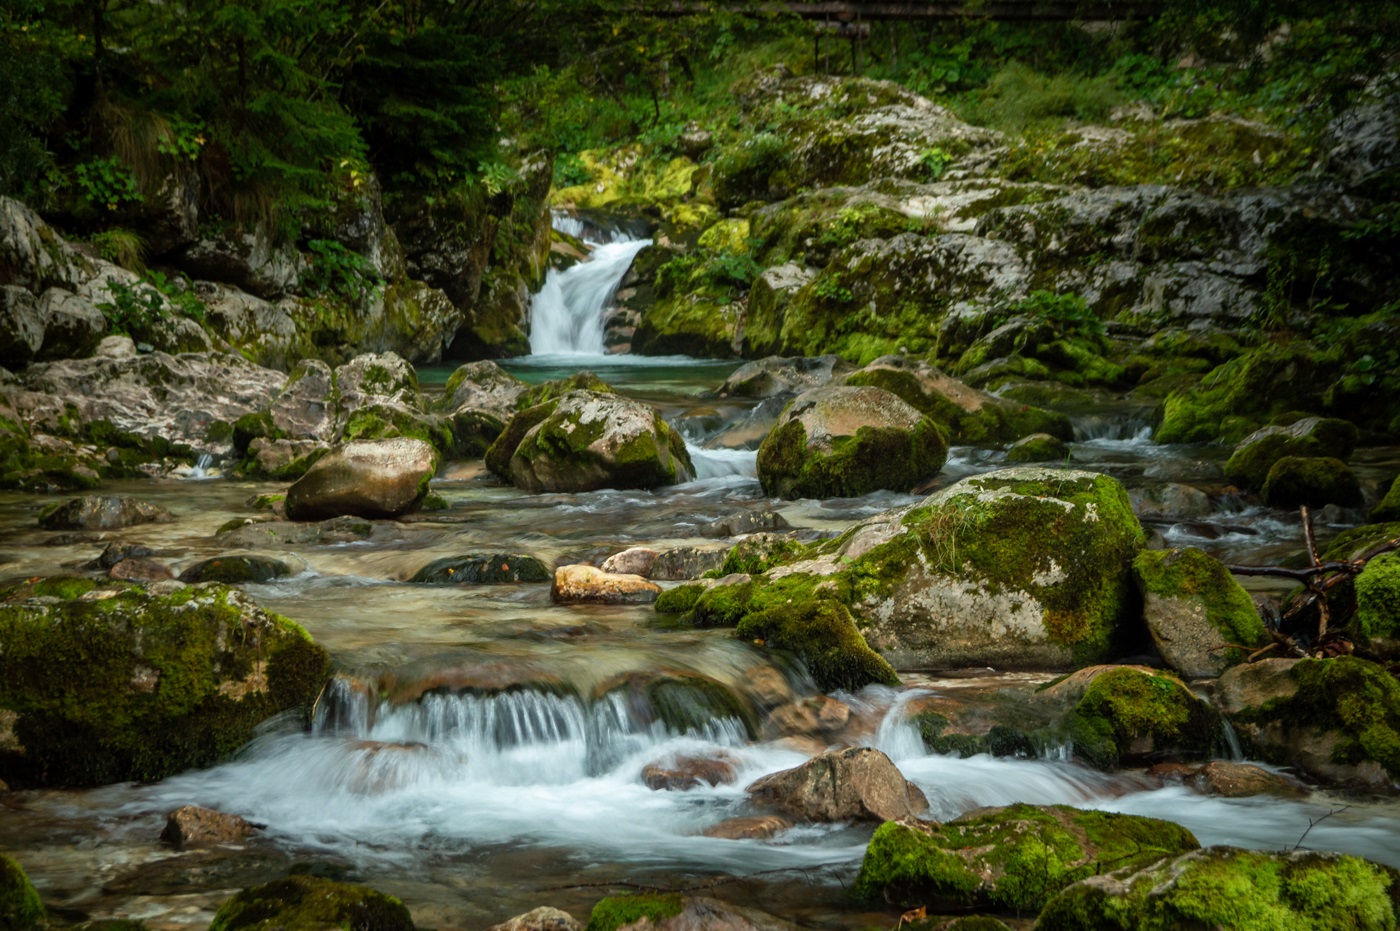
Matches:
[[1223, 506, 1400, 661]]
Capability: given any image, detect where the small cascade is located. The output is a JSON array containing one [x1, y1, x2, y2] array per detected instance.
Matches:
[[529, 214, 651, 356], [685, 445, 759, 482], [1072, 418, 1155, 444], [872, 689, 932, 763]]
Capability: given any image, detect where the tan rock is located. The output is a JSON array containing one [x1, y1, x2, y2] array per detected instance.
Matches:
[[285, 437, 437, 521], [108, 557, 174, 582], [761, 695, 851, 740], [701, 815, 792, 840], [486, 907, 582, 931], [160, 805, 256, 848], [600, 546, 660, 577], [642, 754, 737, 791], [1195, 761, 1307, 798], [551, 565, 660, 605], [745, 747, 927, 822]]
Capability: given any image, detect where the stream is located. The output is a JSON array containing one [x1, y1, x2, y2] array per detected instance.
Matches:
[[1, 217, 1398, 930]]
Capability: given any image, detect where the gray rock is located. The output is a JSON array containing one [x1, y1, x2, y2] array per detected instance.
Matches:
[[38, 495, 175, 531], [438, 359, 526, 419], [176, 230, 303, 300], [199, 281, 302, 370], [285, 437, 438, 521], [93, 335, 137, 360], [216, 515, 375, 548], [1129, 483, 1214, 520], [486, 907, 582, 931], [0, 196, 87, 292], [1324, 92, 1400, 189], [179, 555, 293, 584], [0, 286, 42, 367], [745, 747, 928, 822], [650, 545, 728, 580], [716, 355, 853, 399], [35, 288, 107, 360], [409, 554, 551, 584]]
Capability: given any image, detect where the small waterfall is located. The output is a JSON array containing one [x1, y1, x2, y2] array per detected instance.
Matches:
[[872, 689, 932, 763], [530, 215, 650, 356], [685, 445, 759, 482]]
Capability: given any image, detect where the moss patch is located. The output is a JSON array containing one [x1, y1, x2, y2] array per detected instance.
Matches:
[[757, 416, 948, 499], [1068, 667, 1224, 770], [208, 875, 415, 931], [1356, 552, 1400, 643], [1133, 547, 1267, 662], [0, 853, 44, 931], [585, 894, 683, 931], [1260, 456, 1363, 509], [854, 805, 1198, 912], [655, 583, 706, 615], [737, 598, 899, 693]]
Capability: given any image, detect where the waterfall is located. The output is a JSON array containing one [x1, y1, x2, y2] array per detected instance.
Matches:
[[529, 215, 650, 356]]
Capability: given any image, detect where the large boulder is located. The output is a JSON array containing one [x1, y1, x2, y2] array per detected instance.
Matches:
[[1356, 551, 1400, 657], [489, 390, 693, 493], [1224, 417, 1359, 490], [0, 579, 329, 785], [855, 805, 1199, 913], [285, 437, 438, 521], [715, 355, 854, 399], [209, 875, 415, 931], [1260, 456, 1363, 509], [174, 230, 303, 300], [438, 360, 527, 419], [843, 356, 1071, 444], [756, 384, 947, 498], [33, 288, 107, 361], [1036, 847, 1398, 931], [1133, 547, 1269, 678], [1056, 666, 1224, 770], [746, 747, 927, 822], [853, 468, 1145, 670], [1216, 656, 1400, 790], [37, 495, 174, 531]]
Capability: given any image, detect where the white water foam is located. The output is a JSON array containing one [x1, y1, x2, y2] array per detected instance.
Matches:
[[528, 234, 650, 356]]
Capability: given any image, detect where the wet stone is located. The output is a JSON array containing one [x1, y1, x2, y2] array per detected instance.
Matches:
[[701, 815, 793, 840], [179, 555, 292, 584], [38, 495, 175, 531], [161, 805, 257, 849], [485, 907, 582, 931], [551, 565, 660, 605], [109, 557, 174, 583], [642, 753, 738, 791], [410, 554, 551, 584]]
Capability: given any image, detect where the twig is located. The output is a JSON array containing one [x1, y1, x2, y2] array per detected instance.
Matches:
[[1301, 506, 1321, 568], [1292, 806, 1351, 852]]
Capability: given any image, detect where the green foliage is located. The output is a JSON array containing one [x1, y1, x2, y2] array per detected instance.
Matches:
[[302, 239, 382, 305], [967, 63, 1124, 132], [586, 895, 682, 931], [73, 157, 142, 212], [1009, 290, 1102, 337], [89, 228, 146, 272], [98, 271, 205, 337], [917, 146, 954, 181], [0, 22, 63, 201]]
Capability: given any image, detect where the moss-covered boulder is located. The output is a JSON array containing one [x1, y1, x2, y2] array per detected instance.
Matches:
[[844, 356, 1072, 445], [179, 555, 293, 585], [1134, 548, 1268, 678], [1035, 846, 1398, 931], [1216, 656, 1400, 790], [1373, 476, 1400, 523], [0, 854, 44, 931], [1007, 433, 1068, 463], [437, 360, 526, 418], [1224, 417, 1359, 490], [854, 805, 1199, 912], [1062, 666, 1224, 770], [756, 385, 947, 498], [1261, 456, 1363, 509], [0, 581, 329, 785], [209, 875, 415, 931], [492, 390, 693, 493], [854, 468, 1145, 670], [585, 895, 681, 931], [409, 554, 551, 584], [285, 437, 437, 521], [515, 372, 616, 411], [1356, 552, 1400, 657]]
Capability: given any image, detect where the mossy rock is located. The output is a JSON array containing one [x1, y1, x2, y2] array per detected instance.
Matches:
[[718, 534, 805, 576], [654, 583, 706, 615], [516, 372, 615, 410], [1261, 456, 1363, 509], [408, 554, 551, 584], [1133, 547, 1268, 678], [854, 805, 1199, 912], [1224, 417, 1358, 490], [1006, 432, 1067, 463], [1356, 551, 1400, 646], [1218, 656, 1400, 788], [1371, 475, 1400, 523], [756, 385, 948, 499], [1067, 667, 1224, 770], [179, 555, 293, 585], [585, 894, 682, 931], [737, 598, 899, 693], [1036, 846, 1398, 931], [208, 874, 415, 931], [0, 582, 329, 786], [1322, 522, 1400, 562], [632, 290, 743, 358], [0, 854, 44, 931], [851, 468, 1145, 670]]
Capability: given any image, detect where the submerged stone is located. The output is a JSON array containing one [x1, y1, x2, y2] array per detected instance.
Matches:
[[0, 581, 328, 786], [854, 805, 1198, 912], [208, 875, 415, 931], [409, 554, 551, 584], [1035, 846, 1398, 931]]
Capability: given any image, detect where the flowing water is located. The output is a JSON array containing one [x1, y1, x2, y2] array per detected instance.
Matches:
[[2, 218, 1400, 929]]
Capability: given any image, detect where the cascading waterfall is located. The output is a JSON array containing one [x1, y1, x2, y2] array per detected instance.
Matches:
[[529, 214, 651, 356]]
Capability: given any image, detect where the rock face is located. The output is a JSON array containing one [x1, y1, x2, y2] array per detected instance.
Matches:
[[856, 806, 1199, 913], [1133, 547, 1268, 678], [1215, 656, 1400, 790], [1036, 847, 1397, 931], [285, 438, 437, 521], [160, 805, 256, 848], [745, 747, 928, 822], [37, 495, 175, 531], [490, 390, 694, 493], [853, 468, 1145, 670], [843, 356, 1071, 445], [208, 875, 416, 931], [551, 565, 660, 605], [756, 384, 947, 498], [0, 579, 329, 786]]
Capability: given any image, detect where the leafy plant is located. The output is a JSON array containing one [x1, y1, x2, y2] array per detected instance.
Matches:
[[1010, 290, 1102, 337], [814, 277, 854, 305], [98, 270, 206, 337], [302, 239, 382, 304], [73, 157, 142, 212], [918, 147, 954, 181], [479, 161, 520, 196]]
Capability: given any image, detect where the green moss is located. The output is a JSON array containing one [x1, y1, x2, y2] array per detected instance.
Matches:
[[27, 576, 100, 600], [655, 583, 706, 615], [855, 806, 1198, 912], [719, 535, 804, 576], [1356, 552, 1400, 643], [208, 875, 415, 931], [1133, 547, 1267, 661], [1154, 345, 1333, 445], [585, 894, 683, 931], [1036, 847, 1397, 931], [736, 597, 899, 692], [0, 583, 329, 786], [844, 367, 1072, 444], [0, 854, 45, 931], [757, 416, 948, 500], [1323, 522, 1400, 562], [516, 373, 615, 410], [689, 579, 757, 628], [485, 399, 559, 478], [1225, 432, 1325, 489], [1069, 667, 1223, 770], [1261, 456, 1363, 509], [1373, 476, 1400, 523], [1006, 433, 1067, 463], [233, 412, 284, 456]]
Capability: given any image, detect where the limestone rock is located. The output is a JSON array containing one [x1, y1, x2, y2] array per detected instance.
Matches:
[[285, 437, 437, 521], [745, 747, 927, 822], [439, 360, 526, 419], [1134, 547, 1268, 678], [551, 565, 660, 605], [175, 230, 303, 300], [601, 547, 660, 577], [215, 515, 375, 548], [756, 384, 946, 499], [1007, 432, 1067, 463], [38, 495, 175, 531], [160, 805, 256, 848], [1062, 666, 1223, 770]]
